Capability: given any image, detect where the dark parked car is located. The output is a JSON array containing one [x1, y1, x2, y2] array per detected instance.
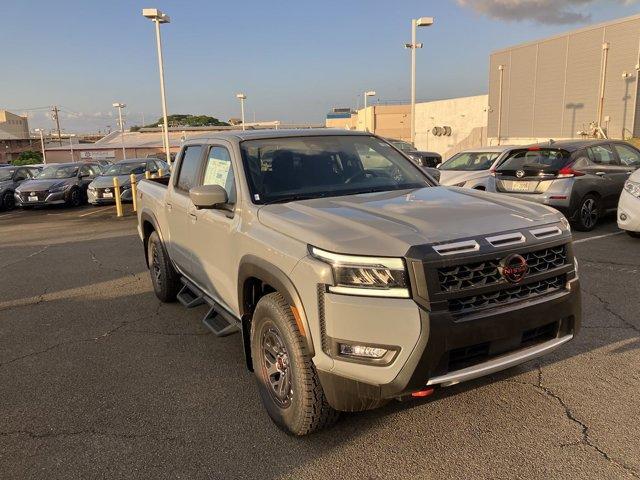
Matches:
[[14, 162, 103, 208], [88, 158, 169, 205], [388, 139, 442, 168], [487, 140, 640, 231], [0, 165, 42, 210]]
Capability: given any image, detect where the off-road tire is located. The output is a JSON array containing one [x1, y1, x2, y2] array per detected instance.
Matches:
[[251, 292, 338, 435], [147, 231, 181, 302], [573, 194, 600, 231]]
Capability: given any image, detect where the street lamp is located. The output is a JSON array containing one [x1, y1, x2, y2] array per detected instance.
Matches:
[[142, 8, 171, 164], [112, 102, 127, 160], [405, 16, 434, 146], [236, 93, 247, 130], [363, 91, 376, 132], [34, 129, 47, 164]]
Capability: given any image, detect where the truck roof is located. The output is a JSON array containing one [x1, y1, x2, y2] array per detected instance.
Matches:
[[183, 128, 370, 145]]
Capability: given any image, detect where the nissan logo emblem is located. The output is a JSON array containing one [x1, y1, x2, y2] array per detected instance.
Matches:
[[516, 169, 525, 178], [499, 254, 529, 283]]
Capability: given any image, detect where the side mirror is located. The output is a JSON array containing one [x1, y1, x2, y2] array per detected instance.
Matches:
[[189, 184, 228, 209]]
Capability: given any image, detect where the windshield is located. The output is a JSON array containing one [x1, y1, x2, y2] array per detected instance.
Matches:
[[240, 135, 432, 204], [37, 165, 78, 179], [0, 168, 16, 182], [104, 162, 147, 176], [496, 149, 569, 172], [391, 141, 416, 152], [441, 152, 500, 171]]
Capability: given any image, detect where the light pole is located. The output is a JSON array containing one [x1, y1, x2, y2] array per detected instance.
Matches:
[[363, 91, 376, 132], [34, 129, 47, 164], [497, 64, 505, 145], [142, 8, 171, 164], [113, 102, 127, 160], [236, 93, 247, 130], [405, 16, 434, 146]]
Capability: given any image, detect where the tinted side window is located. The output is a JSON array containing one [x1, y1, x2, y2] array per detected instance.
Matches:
[[176, 146, 203, 192], [203, 146, 236, 205], [14, 169, 28, 181], [588, 145, 617, 165], [613, 144, 640, 167]]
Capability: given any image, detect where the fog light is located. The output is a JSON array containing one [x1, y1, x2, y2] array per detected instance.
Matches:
[[339, 344, 387, 359], [620, 213, 628, 221]]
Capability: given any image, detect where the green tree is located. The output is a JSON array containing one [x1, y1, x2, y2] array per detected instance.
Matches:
[[12, 151, 43, 165], [144, 114, 229, 128]]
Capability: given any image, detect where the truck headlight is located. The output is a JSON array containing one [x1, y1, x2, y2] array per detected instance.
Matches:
[[310, 246, 410, 298], [624, 180, 640, 198]]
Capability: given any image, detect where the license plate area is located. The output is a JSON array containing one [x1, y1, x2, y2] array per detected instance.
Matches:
[[28, 196, 39, 202], [102, 192, 113, 199], [500, 180, 539, 193]]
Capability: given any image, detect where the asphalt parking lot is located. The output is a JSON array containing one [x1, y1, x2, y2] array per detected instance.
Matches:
[[0, 206, 638, 479]]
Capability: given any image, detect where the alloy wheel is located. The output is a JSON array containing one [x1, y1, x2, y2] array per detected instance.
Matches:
[[261, 325, 293, 408], [580, 198, 598, 229]]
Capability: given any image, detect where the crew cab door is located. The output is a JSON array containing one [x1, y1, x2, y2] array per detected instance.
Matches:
[[187, 143, 240, 313], [166, 145, 204, 278]]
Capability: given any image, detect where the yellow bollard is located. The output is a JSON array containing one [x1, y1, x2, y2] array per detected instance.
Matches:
[[113, 176, 123, 218], [145, 170, 151, 180], [130, 173, 138, 213], [158, 168, 164, 178]]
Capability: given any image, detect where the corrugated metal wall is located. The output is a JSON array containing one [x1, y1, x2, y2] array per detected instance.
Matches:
[[488, 15, 640, 140]]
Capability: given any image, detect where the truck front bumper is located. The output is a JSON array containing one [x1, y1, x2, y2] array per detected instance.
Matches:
[[316, 279, 580, 411]]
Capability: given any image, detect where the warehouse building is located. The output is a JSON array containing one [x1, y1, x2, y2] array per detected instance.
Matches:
[[488, 13, 640, 143]]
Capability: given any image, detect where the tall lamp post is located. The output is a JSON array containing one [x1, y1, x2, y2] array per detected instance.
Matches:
[[363, 90, 376, 132], [236, 93, 247, 130], [34, 129, 47, 165], [112, 102, 127, 160], [142, 8, 172, 164], [405, 16, 434, 146]]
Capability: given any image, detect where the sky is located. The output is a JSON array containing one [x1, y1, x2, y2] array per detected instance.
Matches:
[[1, 0, 639, 133]]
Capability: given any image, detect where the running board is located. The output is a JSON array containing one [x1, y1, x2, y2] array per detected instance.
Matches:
[[178, 277, 240, 337]]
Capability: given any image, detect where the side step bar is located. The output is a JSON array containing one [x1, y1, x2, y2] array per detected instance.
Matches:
[[178, 278, 241, 337]]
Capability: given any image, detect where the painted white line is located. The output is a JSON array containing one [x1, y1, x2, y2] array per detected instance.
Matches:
[[79, 207, 113, 218], [573, 231, 624, 244]]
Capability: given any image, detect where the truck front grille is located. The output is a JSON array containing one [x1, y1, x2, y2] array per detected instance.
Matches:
[[437, 245, 567, 293], [448, 275, 566, 314]]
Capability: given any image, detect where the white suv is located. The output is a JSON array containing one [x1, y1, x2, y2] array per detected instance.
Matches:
[[618, 168, 640, 238]]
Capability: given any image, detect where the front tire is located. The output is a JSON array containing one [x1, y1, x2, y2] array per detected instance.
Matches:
[[1, 191, 15, 211], [147, 231, 181, 302], [251, 292, 338, 435], [573, 194, 600, 231], [66, 187, 82, 207]]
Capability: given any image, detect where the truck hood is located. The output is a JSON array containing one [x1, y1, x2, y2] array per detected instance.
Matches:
[[438, 170, 489, 186], [257, 186, 560, 257]]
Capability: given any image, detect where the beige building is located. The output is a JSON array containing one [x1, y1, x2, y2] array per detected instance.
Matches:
[[0, 110, 37, 164], [489, 13, 640, 143]]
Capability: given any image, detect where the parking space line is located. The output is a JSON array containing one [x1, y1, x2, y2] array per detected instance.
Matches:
[[79, 207, 113, 217], [574, 231, 624, 244]]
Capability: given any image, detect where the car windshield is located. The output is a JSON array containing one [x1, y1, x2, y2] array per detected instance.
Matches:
[[104, 162, 147, 176], [0, 168, 16, 181], [391, 141, 416, 152], [496, 148, 568, 171], [240, 135, 432, 204], [37, 165, 78, 179], [441, 152, 500, 171]]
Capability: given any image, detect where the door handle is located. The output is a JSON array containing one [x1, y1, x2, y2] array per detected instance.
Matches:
[[188, 212, 197, 222], [165, 202, 172, 211], [595, 171, 606, 176]]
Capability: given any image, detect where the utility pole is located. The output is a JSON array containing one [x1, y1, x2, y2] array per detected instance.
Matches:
[[51, 106, 63, 145]]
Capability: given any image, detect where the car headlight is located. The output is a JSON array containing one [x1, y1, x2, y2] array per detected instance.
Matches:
[[120, 184, 131, 191], [560, 216, 571, 232], [624, 180, 640, 198], [310, 246, 410, 298]]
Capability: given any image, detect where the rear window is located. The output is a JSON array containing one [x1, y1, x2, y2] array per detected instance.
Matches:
[[496, 149, 569, 172]]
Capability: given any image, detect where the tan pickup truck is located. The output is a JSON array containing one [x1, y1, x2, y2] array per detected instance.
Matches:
[[137, 129, 581, 435]]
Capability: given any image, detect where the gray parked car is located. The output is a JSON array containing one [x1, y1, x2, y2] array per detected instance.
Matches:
[[0, 165, 42, 210], [87, 158, 169, 205], [487, 140, 640, 231], [438, 145, 517, 189], [14, 162, 102, 208]]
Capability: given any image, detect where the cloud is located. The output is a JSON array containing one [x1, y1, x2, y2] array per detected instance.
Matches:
[[457, 0, 637, 25]]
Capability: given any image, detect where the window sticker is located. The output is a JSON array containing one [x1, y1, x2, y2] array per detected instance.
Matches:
[[204, 159, 231, 187]]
